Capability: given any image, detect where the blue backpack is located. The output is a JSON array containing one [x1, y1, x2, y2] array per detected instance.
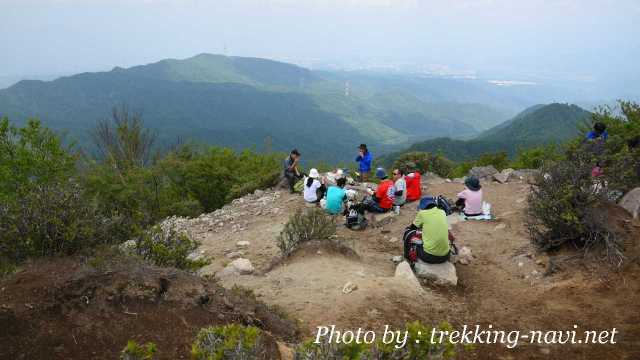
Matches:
[[436, 195, 453, 216]]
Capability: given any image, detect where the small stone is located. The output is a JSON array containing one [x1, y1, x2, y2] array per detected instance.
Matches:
[[342, 282, 358, 294], [494, 223, 506, 230], [389, 237, 398, 243], [392, 255, 403, 263], [236, 241, 250, 248], [517, 262, 524, 267], [536, 259, 545, 266], [226, 251, 244, 259]]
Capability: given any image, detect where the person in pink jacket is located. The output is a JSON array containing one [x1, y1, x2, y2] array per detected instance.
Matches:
[[456, 176, 483, 216]]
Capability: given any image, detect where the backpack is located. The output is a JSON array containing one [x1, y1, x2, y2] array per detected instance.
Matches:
[[345, 204, 368, 230], [436, 195, 453, 216]]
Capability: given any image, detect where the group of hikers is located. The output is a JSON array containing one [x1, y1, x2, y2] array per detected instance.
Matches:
[[283, 144, 487, 266]]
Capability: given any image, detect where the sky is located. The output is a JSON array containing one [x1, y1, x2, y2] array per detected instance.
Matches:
[[1, 0, 639, 96]]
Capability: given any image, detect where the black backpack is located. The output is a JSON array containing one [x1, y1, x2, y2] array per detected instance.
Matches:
[[436, 195, 453, 216], [345, 204, 368, 231]]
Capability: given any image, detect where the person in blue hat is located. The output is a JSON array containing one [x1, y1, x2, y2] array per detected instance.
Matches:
[[362, 168, 395, 213], [403, 196, 452, 264]]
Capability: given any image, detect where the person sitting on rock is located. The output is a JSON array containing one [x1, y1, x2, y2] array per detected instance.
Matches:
[[393, 168, 407, 207], [404, 196, 453, 264], [363, 168, 395, 213], [303, 168, 326, 204], [325, 177, 348, 215], [283, 149, 303, 193], [455, 176, 483, 216], [404, 163, 422, 202]]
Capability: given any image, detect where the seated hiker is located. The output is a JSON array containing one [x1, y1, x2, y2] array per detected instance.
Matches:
[[362, 168, 395, 213], [355, 144, 373, 182], [456, 176, 483, 216], [303, 168, 326, 204], [325, 177, 348, 215], [404, 165, 422, 202], [393, 168, 407, 207], [404, 196, 453, 264], [284, 149, 303, 193]]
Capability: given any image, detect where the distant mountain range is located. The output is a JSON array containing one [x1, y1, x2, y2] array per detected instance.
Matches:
[[379, 103, 593, 163], [0, 53, 588, 162]]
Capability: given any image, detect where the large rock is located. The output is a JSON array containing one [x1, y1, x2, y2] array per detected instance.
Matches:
[[218, 258, 254, 277], [619, 188, 640, 219], [511, 169, 541, 183], [424, 172, 446, 185], [394, 261, 422, 288], [413, 260, 457, 286], [469, 166, 498, 180], [493, 168, 514, 184]]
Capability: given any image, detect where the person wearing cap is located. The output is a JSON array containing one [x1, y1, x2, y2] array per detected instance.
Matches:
[[404, 163, 422, 202], [284, 149, 303, 193], [303, 168, 326, 203], [363, 168, 395, 213], [586, 122, 608, 141], [392, 168, 407, 206], [325, 177, 348, 215], [456, 176, 483, 216], [405, 197, 453, 264], [355, 144, 373, 182]]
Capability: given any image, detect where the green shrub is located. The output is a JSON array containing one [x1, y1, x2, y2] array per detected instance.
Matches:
[[277, 208, 337, 257], [511, 144, 564, 170], [120, 340, 157, 360], [0, 118, 102, 261], [135, 225, 209, 271], [191, 324, 265, 360], [392, 151, 455, 178]]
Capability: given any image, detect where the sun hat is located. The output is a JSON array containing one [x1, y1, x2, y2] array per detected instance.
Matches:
[[417, 196, 437, 210], [309, 168, 320, 179], [375, 167, 387, 179], [464, 176, 481, 191]]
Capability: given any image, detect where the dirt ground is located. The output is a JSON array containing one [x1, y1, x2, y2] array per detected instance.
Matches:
[[198, 180, 640, 359], [2, 180, 639, 359], [0, 256, 297, 359]]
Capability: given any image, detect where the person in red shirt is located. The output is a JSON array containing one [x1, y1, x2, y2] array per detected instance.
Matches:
[[364, 168, 395, 213], [404, 164, 422, 202]]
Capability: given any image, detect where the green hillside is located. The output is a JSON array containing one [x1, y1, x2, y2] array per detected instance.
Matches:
[[379, 103, 592, 163], [0, 53, 559, 162]]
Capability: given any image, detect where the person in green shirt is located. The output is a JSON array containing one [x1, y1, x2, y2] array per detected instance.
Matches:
[[404, 196, 452, 264]]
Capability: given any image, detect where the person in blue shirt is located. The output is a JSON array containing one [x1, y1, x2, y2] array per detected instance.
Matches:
[[325, 177, 348, 215], [355, 144, 372, 182], [586, 122, 608, 141]]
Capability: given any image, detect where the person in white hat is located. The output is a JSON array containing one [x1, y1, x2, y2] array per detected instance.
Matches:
[[303, 168, 326, 203]]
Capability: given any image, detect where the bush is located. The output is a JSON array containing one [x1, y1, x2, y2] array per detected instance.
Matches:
[[511, 144, 564, 170], [392, 152, 455, 178], [294, 321, 458, 359], [191, 324, 265, 360], [526, 157, 625, 267], [0, 118, 103, 262], [121, 340, 157, 360], [134, 225, 209, 271], [277, 208, 336, 256]]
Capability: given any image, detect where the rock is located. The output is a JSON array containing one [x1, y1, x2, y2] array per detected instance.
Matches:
[[394, 261, 422, 288], [225, 251, 244, 259], [392, 255, 403, 263], [254, 189, 264, 197], [367, 211, 397, 227], [413, 260, 457, 286], [342, 281, 358, 294], [469, 166, 498, 180], [517, 262, 524, 267], [236, 241, 250, 248], [619, 187, 640, 219], [118, 240, 137, 255], [452, 177, 466, 184], [187, 250, 206, 262], [424, 172, 446, 185], [493, 168, 514, 184], [494, 223, 506, 230], [224, 258, 254, 275], [389, 236, 398, 243], [455, 246, 473, 265]]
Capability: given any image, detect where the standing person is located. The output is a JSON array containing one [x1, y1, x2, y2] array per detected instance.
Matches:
[[325, 177, 348, 215], [363, 168, 395, 213], [355, 144, 372, 182], [455, 176, 483, 216], [303, 168, 326, 204], [284, 149, 302, 193], [586, 122, 608, 141], [393, 169, 407, 207]]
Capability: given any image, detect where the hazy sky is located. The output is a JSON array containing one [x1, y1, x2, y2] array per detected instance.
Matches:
[[1, 0, 639, 93]]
